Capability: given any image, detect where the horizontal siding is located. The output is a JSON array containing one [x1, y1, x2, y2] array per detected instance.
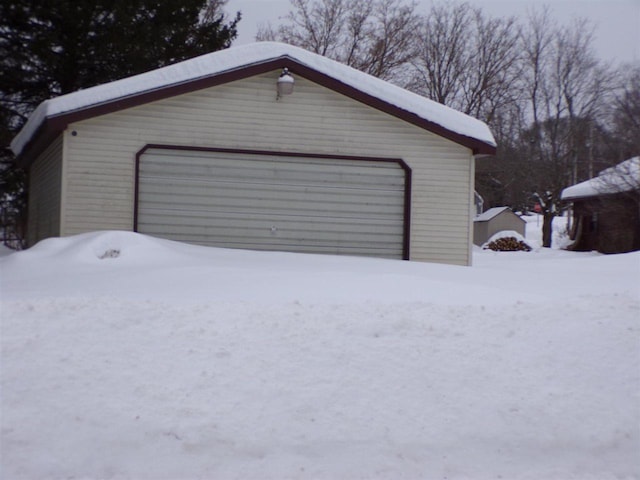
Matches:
[[27, 136, 62, 245], [64, 71, 473, 264]]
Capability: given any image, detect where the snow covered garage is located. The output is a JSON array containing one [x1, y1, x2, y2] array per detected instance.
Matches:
[[11, 42, 496, 265]]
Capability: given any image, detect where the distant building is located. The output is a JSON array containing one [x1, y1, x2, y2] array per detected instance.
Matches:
[[561, 157, 640, 253], [473, 207, 525, 246]]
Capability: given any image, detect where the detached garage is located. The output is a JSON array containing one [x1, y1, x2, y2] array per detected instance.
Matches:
[[11, 42, 496, 265]]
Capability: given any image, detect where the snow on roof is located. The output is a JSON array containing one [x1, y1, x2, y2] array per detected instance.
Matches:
[[11, 42, 496, 157], [474, 206, 516, 222], [561, 157, 640, 200]]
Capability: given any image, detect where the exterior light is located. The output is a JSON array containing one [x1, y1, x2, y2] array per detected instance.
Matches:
[[277, 68, 294, 99]]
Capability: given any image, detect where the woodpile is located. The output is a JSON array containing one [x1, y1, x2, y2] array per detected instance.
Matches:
[[483, 236, 532, 252]]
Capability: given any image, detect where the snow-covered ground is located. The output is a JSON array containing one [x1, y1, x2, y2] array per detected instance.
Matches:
[[1, 216, 639, 480]]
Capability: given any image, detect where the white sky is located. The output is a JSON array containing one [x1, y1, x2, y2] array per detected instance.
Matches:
[[227, 0, 640, 64]]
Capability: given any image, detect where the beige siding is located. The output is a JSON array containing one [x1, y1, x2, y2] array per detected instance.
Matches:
[[63, 72, 474, 265], [27, 136, 63, 246]]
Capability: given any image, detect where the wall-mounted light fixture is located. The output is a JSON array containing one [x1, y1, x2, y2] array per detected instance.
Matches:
[[276, 68, 294, 99]]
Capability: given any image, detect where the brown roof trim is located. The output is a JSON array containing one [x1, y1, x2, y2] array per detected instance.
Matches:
[[15, 116, 68, 169], [16, 55, 495, 167], [15, 59, 287, 167], [135, 144, 412, 260]]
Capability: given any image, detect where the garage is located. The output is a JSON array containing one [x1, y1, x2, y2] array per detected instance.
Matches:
[[13, 42, 497, 265], [135, 146, 411, 259]]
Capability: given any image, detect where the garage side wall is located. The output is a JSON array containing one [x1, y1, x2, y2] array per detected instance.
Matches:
[[62, 72, 474, 265], [27, 135, 63, 246]]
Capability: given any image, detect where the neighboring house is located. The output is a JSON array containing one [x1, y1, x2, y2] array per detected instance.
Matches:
[[473, 207, 525, 246], [11, 42, 496, 265], [561, 157, 640, 254]]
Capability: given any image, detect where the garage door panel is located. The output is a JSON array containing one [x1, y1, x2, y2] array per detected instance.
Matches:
[[139, 190, 404, 218], [137, 148, 408, 259], [143, 154, 406, 188], [141, 230, 399, 258], [138, 212, 404, 240], [140, 177, 406, 199], [139, 226, 403, 256], [140, 179, 405, 203], [141, 227, 403, 258], [139, 212, 405, 232]]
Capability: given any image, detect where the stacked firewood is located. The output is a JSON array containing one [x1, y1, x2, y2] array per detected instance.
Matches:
[[483, 237, 532, 252]]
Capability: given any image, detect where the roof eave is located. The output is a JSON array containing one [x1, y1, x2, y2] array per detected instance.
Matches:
[[562, 189, 637, 202], [14, 55, 496, 167], [15, 58, 291, 167]]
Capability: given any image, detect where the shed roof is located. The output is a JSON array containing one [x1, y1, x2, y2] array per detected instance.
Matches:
[[11, 42, 496, 165], [561, 157, 640, 200], [474, 207, 520, 222]]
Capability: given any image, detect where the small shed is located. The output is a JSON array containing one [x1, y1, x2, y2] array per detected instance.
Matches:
[[561, 157, 640, 254], [473, 207, 525, 246], [11, 42, 496, 265]]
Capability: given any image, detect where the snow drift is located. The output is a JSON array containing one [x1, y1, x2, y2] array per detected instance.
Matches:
[[1, 229, 639, 479]]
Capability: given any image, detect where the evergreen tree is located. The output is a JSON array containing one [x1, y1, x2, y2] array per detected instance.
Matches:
[[0, 0, 240, 247]]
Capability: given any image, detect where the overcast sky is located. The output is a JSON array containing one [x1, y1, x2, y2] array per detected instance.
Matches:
[[227, 0, 639, 64]]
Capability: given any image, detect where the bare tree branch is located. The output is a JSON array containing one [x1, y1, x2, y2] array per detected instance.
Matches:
[[257, 0, 419, 81]]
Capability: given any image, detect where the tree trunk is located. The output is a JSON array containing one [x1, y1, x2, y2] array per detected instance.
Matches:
[[542, 212, 554, 248]]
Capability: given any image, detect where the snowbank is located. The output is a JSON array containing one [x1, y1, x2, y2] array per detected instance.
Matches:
[[1, 231, 639, 479]]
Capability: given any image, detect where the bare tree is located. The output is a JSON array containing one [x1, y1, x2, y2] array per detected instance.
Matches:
[[257, 0, 347, 56], [355, 0, 420, 79], [519, 7, 553, 129], [408, 3, 521, 125], [256, 0, 420, 82], [520, 12, 613, 247], [409, 3, 526, 218], [609, 65, 640, 159], [407, 3, 471, 106], [262, 0, 633, 251]]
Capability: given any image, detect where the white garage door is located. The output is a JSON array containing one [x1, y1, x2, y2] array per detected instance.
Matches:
[[136, 147, 409, 259]]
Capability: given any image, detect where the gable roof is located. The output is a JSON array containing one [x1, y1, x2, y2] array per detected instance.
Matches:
[[474, 206, 523, 222], [561, 157, 640, 200], [11, 42, 496, 165]]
